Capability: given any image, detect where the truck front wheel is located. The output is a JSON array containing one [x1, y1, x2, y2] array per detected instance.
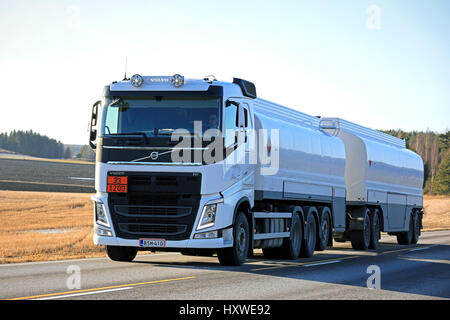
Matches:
[[106, 245, 138, 262], [397, 212, 415, 245], [218, 212, 249, 266]]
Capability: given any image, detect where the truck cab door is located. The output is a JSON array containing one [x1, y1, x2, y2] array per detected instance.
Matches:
[[223, 99, 255, 187]]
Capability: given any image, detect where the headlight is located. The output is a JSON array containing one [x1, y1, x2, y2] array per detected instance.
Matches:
[[197, 203, 217, 230], [95, 201, 108, 226]]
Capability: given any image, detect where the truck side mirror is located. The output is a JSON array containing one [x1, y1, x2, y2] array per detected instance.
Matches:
[[89, 100, 101, 149]]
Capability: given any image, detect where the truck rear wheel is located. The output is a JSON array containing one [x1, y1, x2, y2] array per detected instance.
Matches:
[[350, 208, 371, 250], [106, 245, 138, 262], [218, 212, 249, 266], [300, 210, 316, 258], [279, 211, 303, 259], [369, 210, 380, 250], [411, 211, 421, 244], [316, 209, 331, 251], [397, 212, 414, 245]]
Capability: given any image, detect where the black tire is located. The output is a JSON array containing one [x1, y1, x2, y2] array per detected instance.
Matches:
[[279, 212, 303, 259], [369, 211, 380, 250], [397, 213, 414, 245], [350, 208, 371, 250], [411, 211, 421, 244], [106, 245, 138, 262], [217, 212, 249, 266], [300, 212, 316, 258], [316, 211, 330, 251]]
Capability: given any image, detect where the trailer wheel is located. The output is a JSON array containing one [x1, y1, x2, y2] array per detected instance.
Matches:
[[218, 211, 249, 266], [350, 208, 371, 250], [397, 213, 414, 245], [411, 211, 421, 244], [316, 210, 330, 251], [279, 212, 303, 259], [300, 211, 316, 258], [369, 210, 380, 250], [106, 245, 138, 262]]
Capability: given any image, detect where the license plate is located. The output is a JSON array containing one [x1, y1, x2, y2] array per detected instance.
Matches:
[[139, 239, 166, 248]]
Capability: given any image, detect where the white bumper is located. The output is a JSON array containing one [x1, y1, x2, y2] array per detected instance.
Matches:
[[94, 235, 231, 249]]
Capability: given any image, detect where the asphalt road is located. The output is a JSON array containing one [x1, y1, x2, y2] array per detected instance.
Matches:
[[1, 230, 449, 300]]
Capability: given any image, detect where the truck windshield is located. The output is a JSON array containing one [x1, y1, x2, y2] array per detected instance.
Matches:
[[101, 96, 221, 137]]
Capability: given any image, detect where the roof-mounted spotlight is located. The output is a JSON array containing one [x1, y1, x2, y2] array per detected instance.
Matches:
[[171, 74, 184, 88], [130, 74, 144, 87], [204, 75, 217, 84]]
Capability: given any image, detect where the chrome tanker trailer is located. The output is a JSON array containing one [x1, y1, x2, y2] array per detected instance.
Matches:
[[89, 74, 424, 265]]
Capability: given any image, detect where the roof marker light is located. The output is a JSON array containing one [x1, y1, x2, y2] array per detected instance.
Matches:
[[130, 74, 144, 87], [171, 74, 184, 88]]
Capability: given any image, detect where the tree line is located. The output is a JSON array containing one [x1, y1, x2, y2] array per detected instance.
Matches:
[[383, 130, 449, 195], [0, 130, 72, 159]]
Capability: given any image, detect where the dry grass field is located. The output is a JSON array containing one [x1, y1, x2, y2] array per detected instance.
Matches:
[[0, 191, 103, 264], [422, 195, 450, 231], [0, 191, 448, 264]]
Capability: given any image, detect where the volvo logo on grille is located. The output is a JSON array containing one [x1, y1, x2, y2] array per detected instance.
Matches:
[[150, 152, 159, 160], [131, 149, 174, 162]]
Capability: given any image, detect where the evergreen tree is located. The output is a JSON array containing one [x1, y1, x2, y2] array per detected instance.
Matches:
[[432, 153, 450, 195], [64, 146, 72, 159]]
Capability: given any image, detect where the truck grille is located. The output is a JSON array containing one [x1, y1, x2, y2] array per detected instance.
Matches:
[[108, 172, 201, 240], [119, 223, 187, 235], [114, 205, 192, 218]]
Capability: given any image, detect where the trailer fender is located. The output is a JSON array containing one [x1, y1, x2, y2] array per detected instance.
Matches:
[[348, 206, 370, 231]]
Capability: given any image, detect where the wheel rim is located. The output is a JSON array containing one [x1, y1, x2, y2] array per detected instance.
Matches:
[[321, 217, 329, 245], [308, 219, 315, 249], [373, 215, 380, 242], [364, 215, 371, 246], [292, 220, 301, 252], [414, 215, 420, 233], [413, 214, 420, 240], [236, 223, 247, 257]]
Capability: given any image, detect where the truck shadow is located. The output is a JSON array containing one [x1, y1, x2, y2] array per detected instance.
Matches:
[[132, 241, 450, 299]]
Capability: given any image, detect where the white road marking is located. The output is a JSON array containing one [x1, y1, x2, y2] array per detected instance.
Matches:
[[303, 260, 342, 267], [35, 287, 133, 300], [0, 252, 180, 267], [409, 246, 431, 252]]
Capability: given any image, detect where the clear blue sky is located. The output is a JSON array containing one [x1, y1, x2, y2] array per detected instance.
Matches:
[[0, 0, 449, 144]]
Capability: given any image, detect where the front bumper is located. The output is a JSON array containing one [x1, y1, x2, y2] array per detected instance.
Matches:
[[92, 191, 233, 249], [94, 234, 231, 249]]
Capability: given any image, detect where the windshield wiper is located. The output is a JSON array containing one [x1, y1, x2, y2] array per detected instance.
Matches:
[[107, 132, 149, 144], [152, 128, 175, 136]]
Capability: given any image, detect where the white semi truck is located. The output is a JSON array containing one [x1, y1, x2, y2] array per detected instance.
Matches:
[[89, 74, 424, 266]]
